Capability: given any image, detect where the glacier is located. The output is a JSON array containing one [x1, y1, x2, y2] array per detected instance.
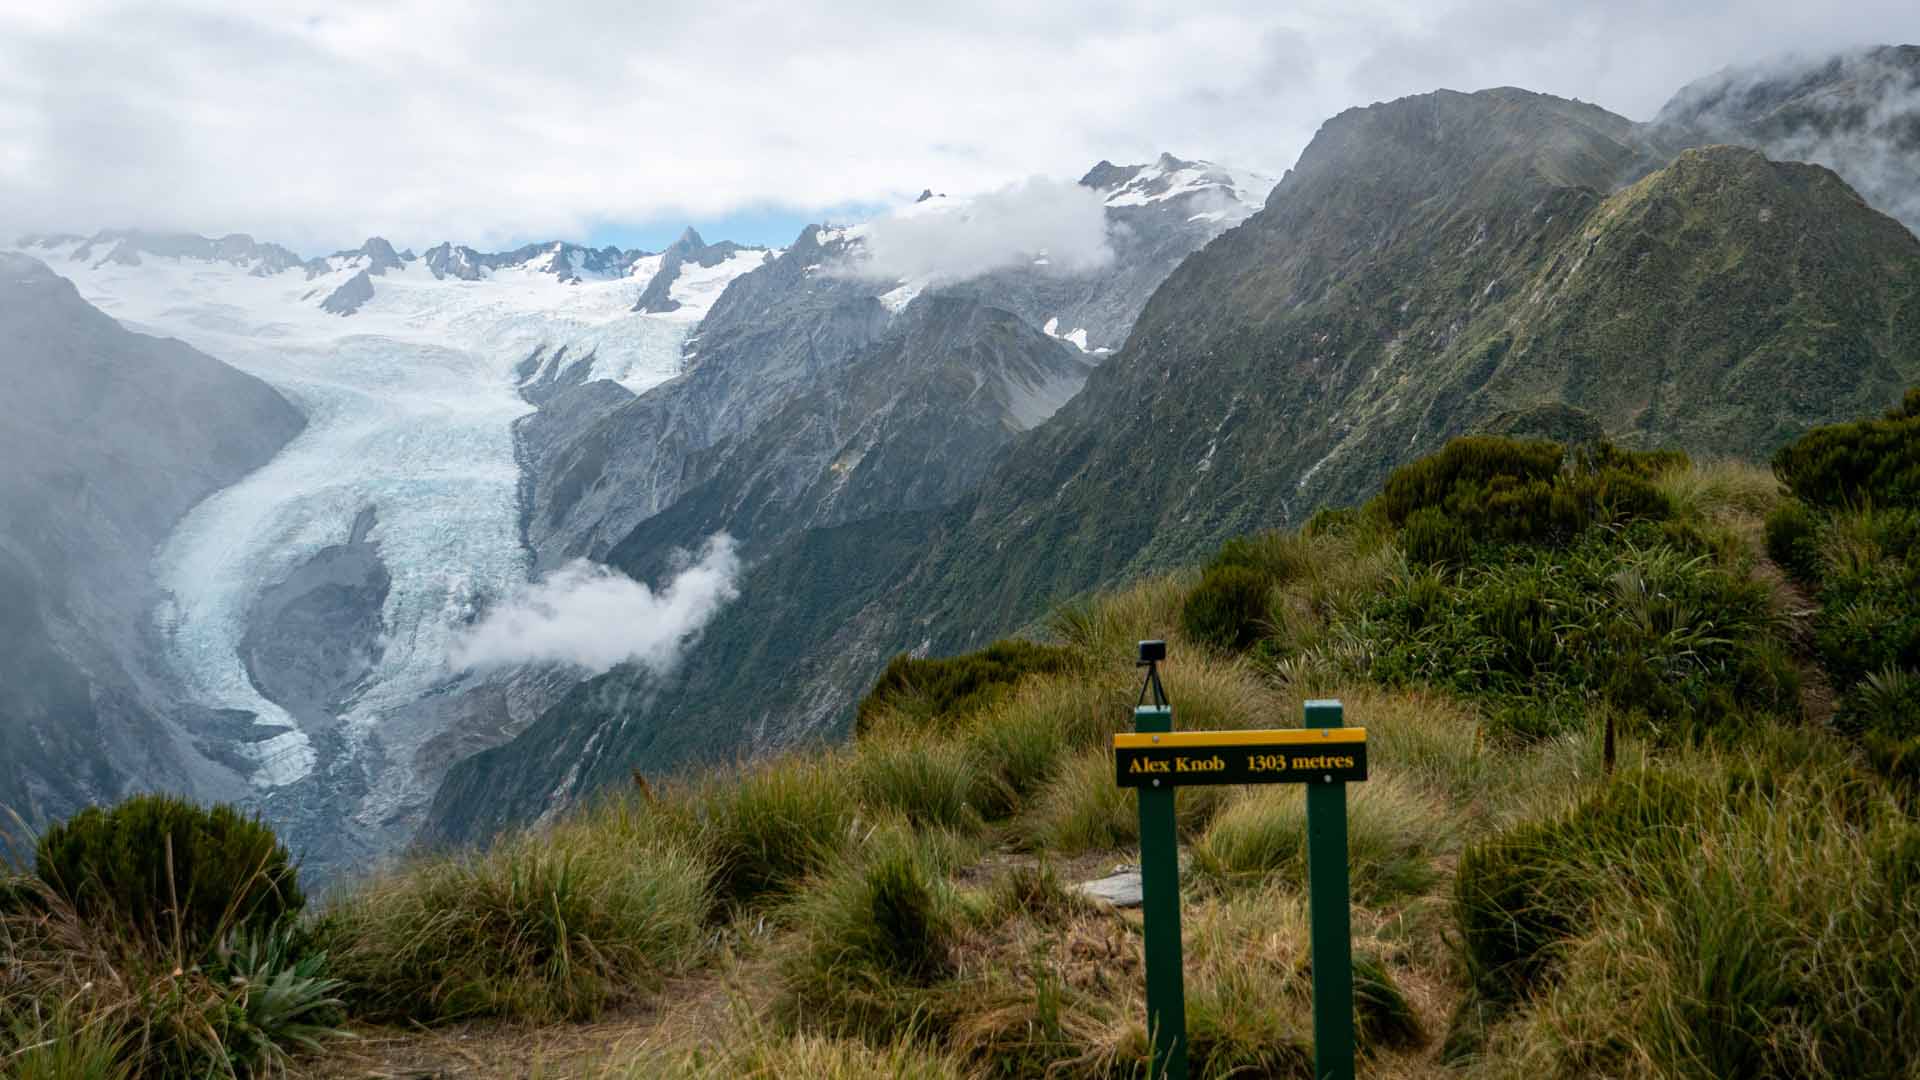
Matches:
[[19, 236, 762, 845]]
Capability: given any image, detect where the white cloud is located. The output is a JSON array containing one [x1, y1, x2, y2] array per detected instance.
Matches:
[[0, 2, 1914, 251], [837, 178, 1114, 283], [452, 535, 740, 676]]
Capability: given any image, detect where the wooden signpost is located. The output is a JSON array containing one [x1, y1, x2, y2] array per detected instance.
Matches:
[[1117, 642, 1366, 1080]]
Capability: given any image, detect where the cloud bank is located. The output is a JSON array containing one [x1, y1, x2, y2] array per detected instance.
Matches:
[[452, 535, 740, 676], [839, 177, 1115, 283], [3, 3, 1914, 252]]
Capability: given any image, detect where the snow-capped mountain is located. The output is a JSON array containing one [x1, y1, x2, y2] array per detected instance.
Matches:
[[8, 151, 1271, 867]]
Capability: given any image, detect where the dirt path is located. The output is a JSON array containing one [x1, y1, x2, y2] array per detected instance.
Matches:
[[295, 974, 733, 1080], [1750, 552, 1837, 726]]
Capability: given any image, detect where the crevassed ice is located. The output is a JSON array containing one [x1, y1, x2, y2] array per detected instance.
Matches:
[[39, 243, 759, 791]]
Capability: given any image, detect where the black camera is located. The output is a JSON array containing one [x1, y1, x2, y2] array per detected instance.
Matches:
[[1137, 639, 1166, 664]]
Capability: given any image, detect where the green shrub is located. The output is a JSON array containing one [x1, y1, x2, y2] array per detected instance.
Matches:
[[1370, 436, 1677, 557], [856, 639, 1076, 736], [1401, 506, 1472, 566], [1814, 589, 1920, 692], [1180, 565, 1272, 652], [1837, 666, 1920, 741], [34, 794, 302, 955], [1373, 435, 1565, 526], [1773, 386, 1920, 510], [1764, 498, 1822, 581]]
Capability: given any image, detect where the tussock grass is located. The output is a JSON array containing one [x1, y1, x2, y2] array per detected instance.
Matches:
[[1048, 572, 1194, 668], [771, 822, 968, 1040], [1156, 651, 1286, 732], [1015, 747, 1234, 854], [668, 754, 857, 910], [323, 813, 709, 1023], [3, 994, 133, 1080], [849, 735, 984, 833], [0, 870, 344, 1078], [640, 1026, 967, 1079], [1191, 773, 1455, 904], [961, 674, 1119, 818], [1466, 758, 1920, 1079], [1654, 458, 1781, 522], [1017, 746, 1135, 853]]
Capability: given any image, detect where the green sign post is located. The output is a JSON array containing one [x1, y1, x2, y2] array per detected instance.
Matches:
[[1117, 643, 1365, 1080]]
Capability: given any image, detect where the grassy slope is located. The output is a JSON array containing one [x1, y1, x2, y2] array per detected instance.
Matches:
[[255, 446, 1918, 1078]]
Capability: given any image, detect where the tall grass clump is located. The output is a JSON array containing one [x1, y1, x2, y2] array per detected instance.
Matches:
[[1454, 768, 1715, 1007], [1047, 573, 1193, 668], [324, 818, 709, 1023], [670, 755, 857, 910], [773, 823, 965, 1041], [1192, 775, 1453, 904], [1181, 888, 1425, 1075], [962, 675, 1119, 819], [1655, 458, 1780, 522], [641, 1026, 966, 1079], [1473, 772, 1920, 1079], [849, 735, 984, 833], [1018, 747, 1230, 853]]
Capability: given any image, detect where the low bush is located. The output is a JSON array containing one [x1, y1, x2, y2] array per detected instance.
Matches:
[[33, 794, 303, 956], [1360, 530, 1790, 736], [1763, 498, 1822, 581], [856, 639, 1077, 737], [1773, 386, 1920, 510], [1180, 564, 1272, 652], [1401, 506, 1472, 566]]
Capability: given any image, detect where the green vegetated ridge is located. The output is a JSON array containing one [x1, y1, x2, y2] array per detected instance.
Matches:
[[12, 400, 1919, 1077], [428, 85, 1920, 847], [901, 103, 1920, 658]]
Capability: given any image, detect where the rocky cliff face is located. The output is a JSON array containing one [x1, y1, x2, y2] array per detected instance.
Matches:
[[0, 254, 305, 827]]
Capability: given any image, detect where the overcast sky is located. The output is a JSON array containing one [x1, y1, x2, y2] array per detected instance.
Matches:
[[1, 1, 1914, 254]]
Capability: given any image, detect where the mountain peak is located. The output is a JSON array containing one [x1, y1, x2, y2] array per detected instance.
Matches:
[[673, 226, 706, 253]]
